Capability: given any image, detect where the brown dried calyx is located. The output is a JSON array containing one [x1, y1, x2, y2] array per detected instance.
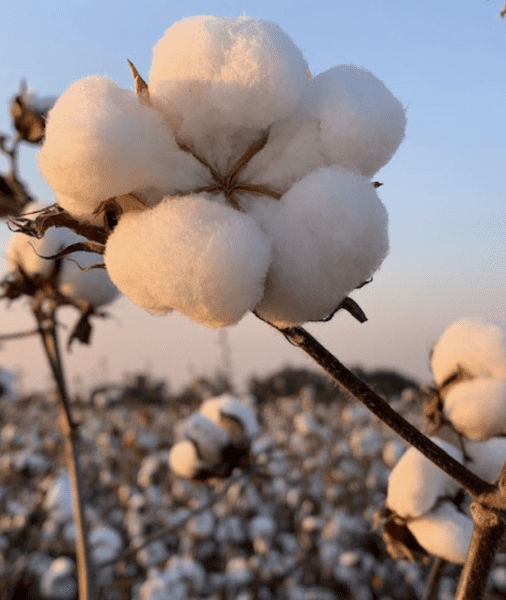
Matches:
[[10, 80, 53, 144]]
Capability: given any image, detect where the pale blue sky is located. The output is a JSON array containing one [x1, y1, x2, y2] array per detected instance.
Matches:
[[0, 0, 504, 393]]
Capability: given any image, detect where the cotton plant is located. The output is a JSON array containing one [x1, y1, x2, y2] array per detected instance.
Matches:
[[379, 318, 506, 569], [24, 15, 406, 329], [3, 210, 119, 346], [169, 394, 260, 479]]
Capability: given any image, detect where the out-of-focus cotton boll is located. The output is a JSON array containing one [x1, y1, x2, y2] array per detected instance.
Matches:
[[431, 318, 506, 386], [465, 438, 506, 483], [386, 438, 462, 519], [104, 195, 272, 327], [149, 16, 309, 144], [443, 378, 506, 440], [7, 228, 118, 308], [251, 166, 389, 327], [169, 440, 201, 479], [407, 502, 473, 564], [199, 394, 260, 445], [242, 108, 326, 193], [38, 76, 206, 215], [310, 65, 406, 178]]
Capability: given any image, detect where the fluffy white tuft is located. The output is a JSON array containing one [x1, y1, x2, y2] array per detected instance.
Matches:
[[443, 377, 506, 440], [199, 394, 260, 444], [7, 228, 118, 308], [309, 65, 406, 177], [169, 440, 201, 479], [251, 166, 389, 326], [104, 195, 272, 326], [431, 318, 506, 386], [38, 76, 206, 216], [464, 438, 506, 482], [386, 438, 462, 519], [181, 413, 232, 465], [407, 502, 473, 564], [149, 16, 309, 144]]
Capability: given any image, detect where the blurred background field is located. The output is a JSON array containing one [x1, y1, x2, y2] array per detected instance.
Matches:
[[2, 365, 506, 600]]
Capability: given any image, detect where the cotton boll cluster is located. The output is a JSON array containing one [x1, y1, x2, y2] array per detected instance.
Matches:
[[37, 15, 406, 328], [7, 226, 118, 309], [383, 318, 506, 564], [169, 394, 260, 479]]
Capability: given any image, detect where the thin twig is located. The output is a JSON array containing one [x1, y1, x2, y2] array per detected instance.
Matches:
[[422, 557, 447, 600], [271, 324, 494, 498], [0, 328, 41, 342], [36, 313, 95, 600]]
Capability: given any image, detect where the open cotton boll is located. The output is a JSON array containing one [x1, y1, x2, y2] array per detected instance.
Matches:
[[7, 227, 118, 308], [386, 438, 462, 519], [310, 65, 406, 177], [182, 413, 233, 465], [149, 16, 309, 144], [38, 76, 206, 215], [407, 502, 473, 564], [251, 166, 389, 327], [104, 195, 272, 327], [465, 438, 506, 483], [169, 441, 202, 479], [443, 377, 506, 440], [200, 394, 260, 445], [431, 318, 506, 386], [242, 108, 327, 193]]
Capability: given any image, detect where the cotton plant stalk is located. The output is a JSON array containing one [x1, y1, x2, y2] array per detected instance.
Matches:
[[9, 15, 504, 599], [2, 225, 119, 600]]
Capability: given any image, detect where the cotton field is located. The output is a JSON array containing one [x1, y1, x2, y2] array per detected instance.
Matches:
[[0, 367, 504, 600]]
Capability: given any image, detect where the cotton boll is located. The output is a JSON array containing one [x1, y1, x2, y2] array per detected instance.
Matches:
[[465, 438, 506, 482], [242, 107, 326, 193], [38, 76, 206, 216], [104, 195, 272, 327], [181, 413, 233, 466], [169, 441, 202, 479], [199, 394, 260, 446], [149, 16, 309, 145], [7, 227, 118, 308], [386, 438, 462, 519], [443, 378, 506, 440], [407, 502, 473, 564], [431, 318, 506, 386], [310, 65, 406, 177], [251, 166, 389, 327]]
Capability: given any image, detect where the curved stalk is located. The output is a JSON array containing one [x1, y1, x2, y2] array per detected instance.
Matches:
[[422, 557, 447, 600]]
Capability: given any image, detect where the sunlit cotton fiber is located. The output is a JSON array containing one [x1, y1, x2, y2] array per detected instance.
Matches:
[[251, 166, 389, 327], [104, 195, 272, 326], [149, 16, 309, 144], [199, 394, 260, 445], [465, 438, 506, 482], [443, 377, 506, 440], [431, 318, 506, 386], [38, 76, 206, 213], [407, 502, 473, 564], [310, 65, 406, 178], [386, 437, 462, 519]]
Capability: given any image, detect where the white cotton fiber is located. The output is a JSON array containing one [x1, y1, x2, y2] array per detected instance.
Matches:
[[200, 394, 260, 444], [431, 318, 506, 386], [465, 438, 506, 483], [38, 76, 206, 215], [181, 413, 232, 465], [309, 65, 406, 177], [386, 438, 462, 519], [169, 441, 201, 479], [149, 16, 309, 142], [104, 195, 272, 326], [443, 378, 506, 440], [407, 502, 473, 564], [250, 166, 389, 327], [242, 108, 326, 193], [7, 228, 118, 308]]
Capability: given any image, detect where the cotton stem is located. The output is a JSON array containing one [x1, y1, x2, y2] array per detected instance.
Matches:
[[422, 557, 447, 600], [455, 502, 505, 600], [273, 324, 494, 498], [35, 313, 95, 600]]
